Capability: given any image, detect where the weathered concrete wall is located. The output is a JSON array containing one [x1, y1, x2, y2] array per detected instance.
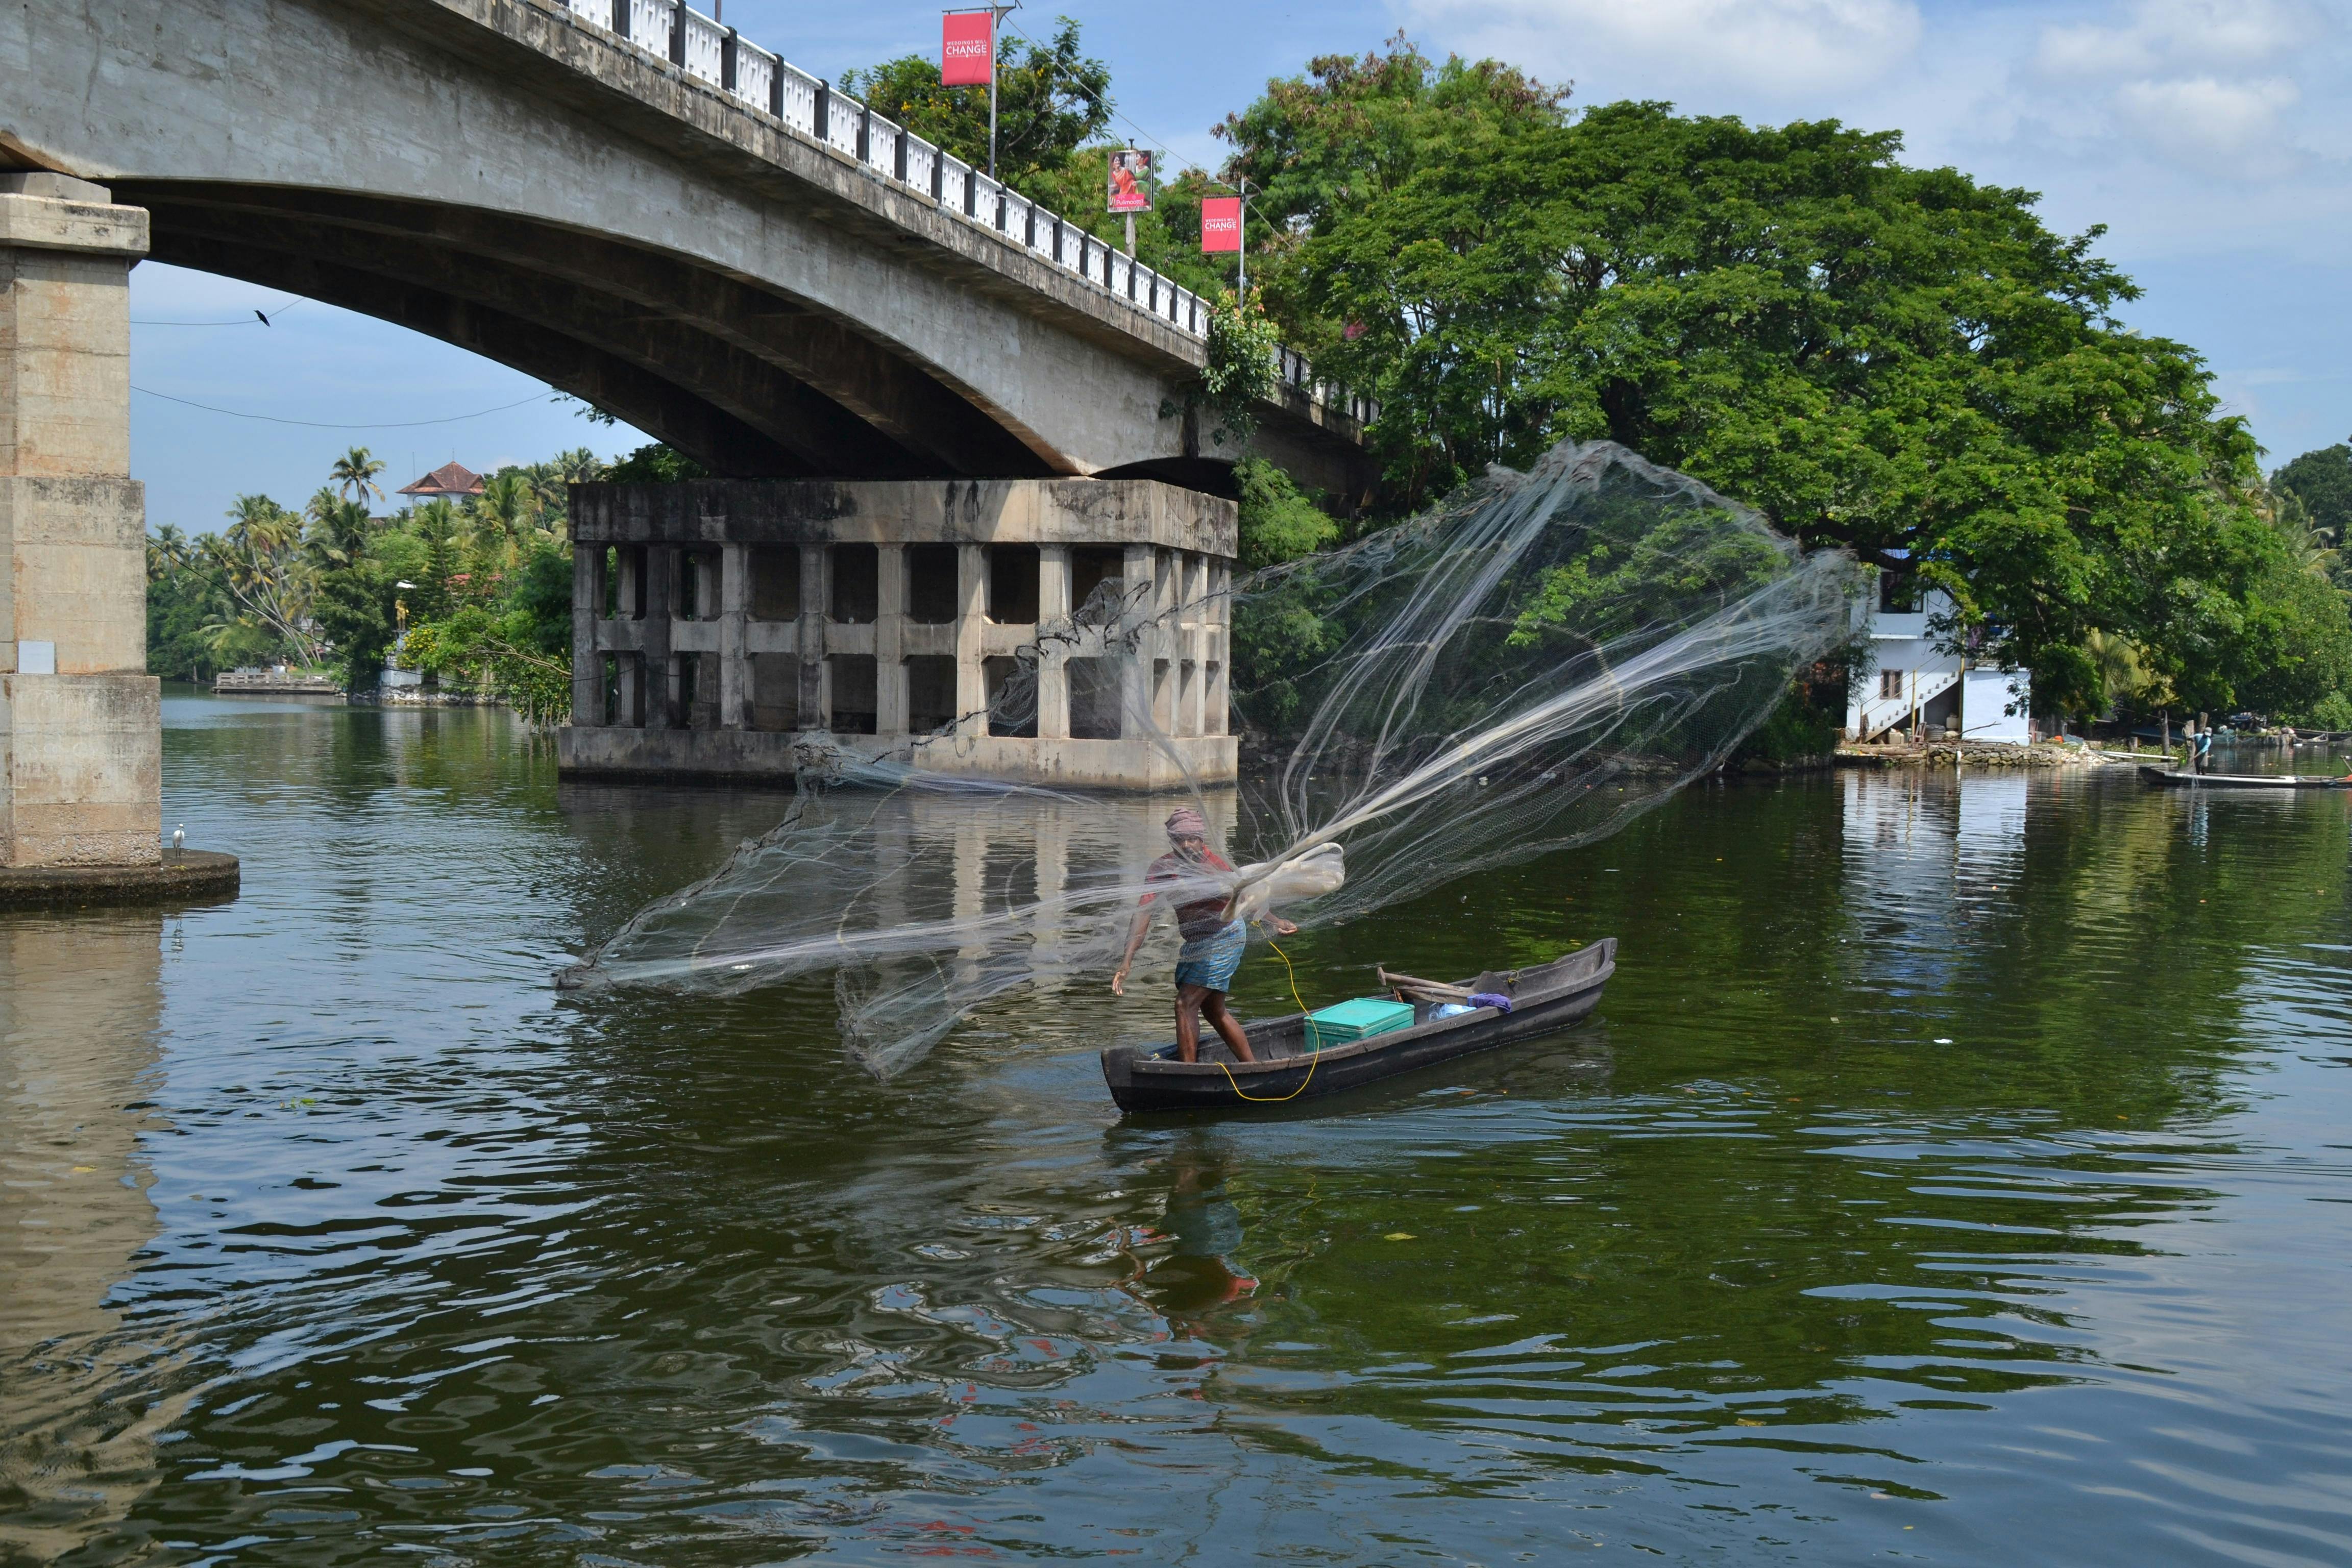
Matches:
[[561, 476, 1239, 788], [572, 477, 1239, 555], [0, 174, 159, 868], [0, 0, 1370, 497], [558, 725, 1236, 790]]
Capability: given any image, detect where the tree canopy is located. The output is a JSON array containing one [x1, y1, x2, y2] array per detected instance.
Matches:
[[1214, 37, 2316, 717]]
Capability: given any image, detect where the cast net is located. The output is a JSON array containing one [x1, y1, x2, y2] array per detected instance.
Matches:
[[559, 440, 1859, 1075]]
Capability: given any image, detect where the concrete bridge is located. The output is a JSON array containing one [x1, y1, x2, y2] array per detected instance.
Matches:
[[1, 0, 1373, 496]]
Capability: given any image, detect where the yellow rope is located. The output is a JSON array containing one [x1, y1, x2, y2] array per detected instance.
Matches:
[[1216, 937, 1327, 1104]]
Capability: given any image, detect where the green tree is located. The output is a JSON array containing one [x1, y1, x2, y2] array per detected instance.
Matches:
[[2272, 443, 2352, 576], [147, 525, 236, 681], [1221, 54, 2267, 715], [840, 18, 1113, 194], [604, 443, 707, 484], [329, 446, 386, 509], [1234, 456, 1338, 570], [206, 494, 323, 666]]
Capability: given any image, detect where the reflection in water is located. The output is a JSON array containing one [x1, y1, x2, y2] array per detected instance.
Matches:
[[7, 696, 2352, 1562], [1129, 1136, 1259, 1336], [0, 914, 166, 1560]]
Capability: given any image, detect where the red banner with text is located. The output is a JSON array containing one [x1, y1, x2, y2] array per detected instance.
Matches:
[[941, 12, 994, 86], [1200, 195, 1241, 253]]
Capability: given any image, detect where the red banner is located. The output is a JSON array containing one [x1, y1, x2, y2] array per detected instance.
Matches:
[[1200, 195, 1242, 253], [941, 12, 993, 86]]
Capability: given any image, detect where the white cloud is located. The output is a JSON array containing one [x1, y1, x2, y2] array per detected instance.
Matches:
[[2015, 1, 2328, 175], [2038, 0, 2313, 77], [2113, 75, 2300, 158], [1405, 0, 1923, 96]]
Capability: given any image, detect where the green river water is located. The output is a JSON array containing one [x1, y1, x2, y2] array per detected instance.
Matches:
[[4, 694, 2351, 1564]]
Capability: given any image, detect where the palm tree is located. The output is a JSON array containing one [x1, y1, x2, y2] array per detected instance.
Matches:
[[148, 522, 191, 580], [473, 469, 539, 570], [304, 486, 372, 569], [330, 446, 387, 510], [213, 495, 325, 666]]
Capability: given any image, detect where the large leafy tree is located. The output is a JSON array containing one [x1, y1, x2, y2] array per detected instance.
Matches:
[[2273, 444, 2352, 573], [1219, 39, 2278, 714], [839, 18, 1111, 197]]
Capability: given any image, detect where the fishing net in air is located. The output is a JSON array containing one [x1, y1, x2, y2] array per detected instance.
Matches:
[[560, 440, 1860, 1075]]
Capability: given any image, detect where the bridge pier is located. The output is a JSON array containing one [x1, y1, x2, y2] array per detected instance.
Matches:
[[0, 174, 157, 870], [0, 174, 237, 904], [560, 478, 1238, 789]]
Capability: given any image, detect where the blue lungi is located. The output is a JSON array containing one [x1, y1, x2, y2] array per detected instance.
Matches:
[[1173, 919, 1247, 992]]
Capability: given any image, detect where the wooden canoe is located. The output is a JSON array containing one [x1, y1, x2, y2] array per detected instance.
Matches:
[[1100, 940, 1615, 1113], [2138, 765, 2352, 790]]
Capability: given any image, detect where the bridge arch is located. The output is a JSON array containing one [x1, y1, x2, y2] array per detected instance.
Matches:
[[8, 0, 1370, 496]]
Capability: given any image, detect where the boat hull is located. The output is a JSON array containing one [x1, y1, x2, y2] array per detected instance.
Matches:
[[2139, 765, 2351, 790], [1100, 940, 1615, 1113]]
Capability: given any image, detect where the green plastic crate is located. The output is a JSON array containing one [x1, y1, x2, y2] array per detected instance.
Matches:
[[1304, 996, 1417, 1051]]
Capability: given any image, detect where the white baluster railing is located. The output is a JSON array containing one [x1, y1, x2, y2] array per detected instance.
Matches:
[[546, 0, 1377, 423], [623, 0, 672, 54], [825, 97, 860, 159], [863, 117, 898, 178], [736, 39, 776, 111], [680, 9, 724, 83]]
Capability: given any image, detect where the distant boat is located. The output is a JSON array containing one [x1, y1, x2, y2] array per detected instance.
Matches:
[[1100, 941, 1615, 1113], [2138, 765, 2352, 790]]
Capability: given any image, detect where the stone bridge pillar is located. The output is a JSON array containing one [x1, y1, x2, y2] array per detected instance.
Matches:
[[0, 174, 158, 870]]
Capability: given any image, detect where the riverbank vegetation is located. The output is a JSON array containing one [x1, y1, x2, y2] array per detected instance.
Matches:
[[148, 444, 610, 719]]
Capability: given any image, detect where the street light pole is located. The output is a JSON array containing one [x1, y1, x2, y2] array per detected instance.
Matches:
[[988, 2, 1017, 180], [1237, 177, 1248, 298]]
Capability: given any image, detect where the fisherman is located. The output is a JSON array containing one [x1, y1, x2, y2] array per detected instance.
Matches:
[[2195, 725, 2215, 773], [1112, 807, 1296, 1065]]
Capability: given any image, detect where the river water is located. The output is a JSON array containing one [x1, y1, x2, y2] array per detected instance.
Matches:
[[5, 696, 2351, 1564]]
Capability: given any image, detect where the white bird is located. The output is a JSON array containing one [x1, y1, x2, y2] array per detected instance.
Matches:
[[172, 824, 184, 854]]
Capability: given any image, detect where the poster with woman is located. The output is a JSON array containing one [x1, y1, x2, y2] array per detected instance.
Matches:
[[1108, 149, 1153, 213]]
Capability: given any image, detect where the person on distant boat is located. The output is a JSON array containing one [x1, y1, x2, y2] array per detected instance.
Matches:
[[1112, 806, 1296, 1065]]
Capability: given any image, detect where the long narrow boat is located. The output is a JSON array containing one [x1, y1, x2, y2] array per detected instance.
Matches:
[[2138, 765, 2352, 790], [1100, 940, 1616, 1113]]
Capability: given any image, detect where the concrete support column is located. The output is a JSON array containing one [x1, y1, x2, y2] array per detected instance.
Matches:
[[0, 174, 157, 868], [641, 547, 675, 729], [798, 544, 826, 728], [1123, 542, 1157, 738], [954, 543, 986, 734], [1207, 561, 1231, 736], [1180, 552, 1206, 738], [718, 543, 748, 729], [570, 542, 601, 724], [874, 543, 906, 735], [1035, 543, 1071, 741]]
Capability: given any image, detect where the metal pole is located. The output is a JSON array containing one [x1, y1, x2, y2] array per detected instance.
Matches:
[[1237, 177, 1247, 297], [1123, 211, 1135, 257], [986, 3, 1016, 180]]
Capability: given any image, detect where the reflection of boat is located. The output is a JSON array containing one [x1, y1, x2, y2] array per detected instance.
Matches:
[[1101, 941, 1615, 1113], [2138, 766, 2352, 790]]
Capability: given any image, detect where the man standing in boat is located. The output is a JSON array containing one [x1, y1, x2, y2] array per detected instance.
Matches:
[[1112, 807, 1295, 1064]]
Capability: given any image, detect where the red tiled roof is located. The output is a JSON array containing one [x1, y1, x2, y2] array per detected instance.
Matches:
[[398, 461, 485, 498]]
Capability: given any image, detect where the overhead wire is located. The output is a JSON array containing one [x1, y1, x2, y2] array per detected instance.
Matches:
[[131, 297, 308, 327], [130, 386, 564, 429]]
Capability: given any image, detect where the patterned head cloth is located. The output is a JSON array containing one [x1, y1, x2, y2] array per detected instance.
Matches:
[[1164, 806, 1209, 841]]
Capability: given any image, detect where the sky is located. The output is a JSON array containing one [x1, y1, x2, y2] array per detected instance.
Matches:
[[129, 0, 2352, 534]]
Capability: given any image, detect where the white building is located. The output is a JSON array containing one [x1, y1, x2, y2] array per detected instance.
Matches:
[[1844, 574, 2031, 743]]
